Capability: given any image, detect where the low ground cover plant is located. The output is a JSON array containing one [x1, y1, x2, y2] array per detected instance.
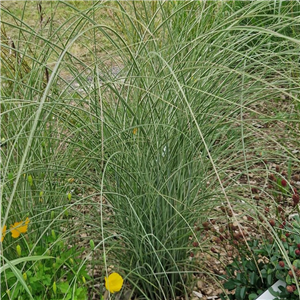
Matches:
[[220, 217, 300, 300], [1, 221, 89, 300], [220, 170, 300, 300]]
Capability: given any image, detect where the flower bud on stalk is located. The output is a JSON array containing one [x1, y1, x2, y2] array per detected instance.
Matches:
[[53, 282, 57, 294], [281, 179, 287, 187], [28, 175, 33, 186], [90, 239, 95, 250], [278, 261, 285, 268], [16, 245, 22, 256]]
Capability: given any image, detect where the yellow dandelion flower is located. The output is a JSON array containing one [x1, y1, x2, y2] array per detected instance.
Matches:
[[1, 225, 7, 242], [105, 272, 123, 293], [10, 218, 30, 238], [133, 128, 138, 135]]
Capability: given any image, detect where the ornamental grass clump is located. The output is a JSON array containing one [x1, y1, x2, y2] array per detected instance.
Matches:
[[1, 0, 300, 299], [97, 1, 300, 298]]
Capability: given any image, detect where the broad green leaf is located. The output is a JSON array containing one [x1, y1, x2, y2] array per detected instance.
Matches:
[[267, 274, 273, 286], [293, 259, 300, 269], [239, 286, 246, 300], [286, 274, 292, 285], [224, 280, 237, 290], [249, 272, 257, 285], [58, 281, 70, 293], [248, 293, 257, 300], [235, 286, 242, 300]]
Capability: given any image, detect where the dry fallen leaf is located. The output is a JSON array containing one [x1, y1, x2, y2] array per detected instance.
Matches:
[[192, 291, 203, 299]]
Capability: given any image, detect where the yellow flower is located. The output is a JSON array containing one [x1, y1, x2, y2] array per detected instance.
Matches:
[[105, 272, 123, 293], [10, 218, 30, 238], [133, 128, 138, 135], [1, 225, 7, 242]]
